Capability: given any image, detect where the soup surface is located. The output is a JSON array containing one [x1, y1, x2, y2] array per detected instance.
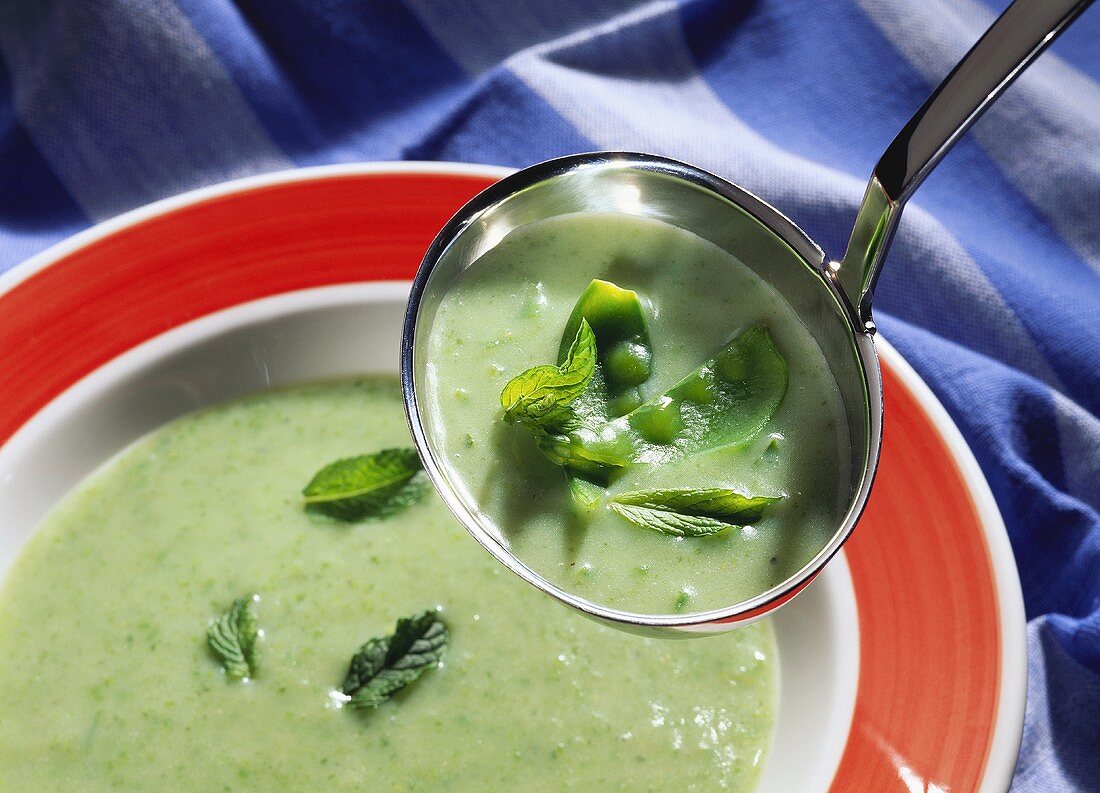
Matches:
[[424, 213, 852, 615], [0, 378, 775, 792]]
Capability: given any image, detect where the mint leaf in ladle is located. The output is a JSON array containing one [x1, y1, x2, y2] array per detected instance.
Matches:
[[500, 319, 597, 430], [608, 488, 782, 538]]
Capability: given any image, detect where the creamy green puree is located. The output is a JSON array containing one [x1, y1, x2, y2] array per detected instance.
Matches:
[[0, 379, 776, 792], [425, 212, 852, 615]]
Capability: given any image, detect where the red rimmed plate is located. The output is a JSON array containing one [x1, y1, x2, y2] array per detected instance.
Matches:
[[0, 163, 1025, 791]]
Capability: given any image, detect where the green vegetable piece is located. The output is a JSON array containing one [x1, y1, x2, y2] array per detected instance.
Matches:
[[339, 610, 449, 710], [500, 319, 597, 429], [676, 370, 717, 404], [207, 594, 260, 680], [605, 340, 652, 388], [628, 397, 683, 445], [607, 391, 644, 417], [625, 325, 788, 456], [500, 292, 787, 489], [568, 475, 604, 515], [303, 448, 427, 522], [557, 279, 653, 418], [553, 280, 655, 495], [534, 430, 630, 484], [608, 488, 781, 538], [762, 434, 783, 462]]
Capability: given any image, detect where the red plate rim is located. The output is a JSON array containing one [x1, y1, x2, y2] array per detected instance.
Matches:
[[0, 162, 1026, 791]]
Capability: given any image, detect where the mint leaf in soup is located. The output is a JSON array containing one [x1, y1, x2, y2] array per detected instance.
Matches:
[[613, 488, 781, 521], [500, 319, 596, 429], [339, 610, 449, 711], [608, 502, 735, 537], [303, 448, 427, 522], [624, 325, 788, 460], [608, 488, 781, 537], [561, 315, 599, 375], [207, 594, 261, 680]]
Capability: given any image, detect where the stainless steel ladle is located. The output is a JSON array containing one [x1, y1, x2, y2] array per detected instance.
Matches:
[[402, 0, 1091, 634]]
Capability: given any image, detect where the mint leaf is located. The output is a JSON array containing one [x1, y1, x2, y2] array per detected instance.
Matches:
[[608, 502, 738, 537], [613, 488, 781, 519], [624, 325, 788, 460], [339, 610, 449, 710], [207, 594, 260, 680], [303, 448, 427, 522], [609, 488, 781, 537], [500, 319, 596, 428]]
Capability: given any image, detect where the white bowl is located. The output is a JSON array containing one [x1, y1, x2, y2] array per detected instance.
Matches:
[[0, 162, 1023, 792]]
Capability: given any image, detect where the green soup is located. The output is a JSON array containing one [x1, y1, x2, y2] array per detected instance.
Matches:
[[0, 379, 776, 792], [424, 212, 851, 615]]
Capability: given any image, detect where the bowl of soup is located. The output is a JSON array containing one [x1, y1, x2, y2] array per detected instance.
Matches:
[[0, 163, 1024, 792]]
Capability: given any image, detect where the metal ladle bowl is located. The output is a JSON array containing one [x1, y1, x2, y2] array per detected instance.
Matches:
[[402, 0, 1090, 634]]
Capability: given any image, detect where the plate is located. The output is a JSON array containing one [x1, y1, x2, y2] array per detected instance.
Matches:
[[0, 163, 1025, 791]]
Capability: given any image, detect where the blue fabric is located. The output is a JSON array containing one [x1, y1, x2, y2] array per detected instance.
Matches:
[[0, 0, 1097, 786]]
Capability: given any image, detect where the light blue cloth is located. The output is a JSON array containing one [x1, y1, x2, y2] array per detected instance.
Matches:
[[0, 1, 1097, 787]]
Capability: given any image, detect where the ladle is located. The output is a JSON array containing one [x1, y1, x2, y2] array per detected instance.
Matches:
[[402, 0, 1091, 633]]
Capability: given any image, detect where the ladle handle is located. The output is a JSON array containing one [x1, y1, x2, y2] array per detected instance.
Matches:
[[837, 0, 1092, 330]]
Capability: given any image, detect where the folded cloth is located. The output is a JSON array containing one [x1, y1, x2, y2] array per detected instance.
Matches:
[[0, 1, 1097, 788]]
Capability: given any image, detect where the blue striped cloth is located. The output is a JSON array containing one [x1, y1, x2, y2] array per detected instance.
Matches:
[[1, 1, 1097, 787]]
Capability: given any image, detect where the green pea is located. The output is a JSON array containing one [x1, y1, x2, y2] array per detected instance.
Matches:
[[608, 390, 643, 417], [629, 399, 683, 445], [606, 340, 652, 387], [715, 347, 748, 382], [677, 370, 716, 403]]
